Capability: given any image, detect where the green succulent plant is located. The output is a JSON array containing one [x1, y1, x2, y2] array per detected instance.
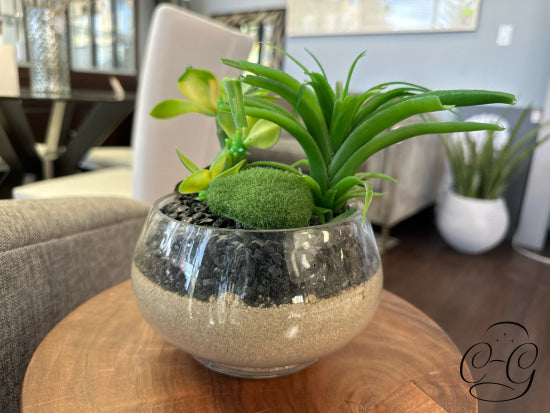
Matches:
[[151, 49, 516, 228], [442, 107, 550, 199], [150, 67, 281, 193], [219, 50, 515, 222]]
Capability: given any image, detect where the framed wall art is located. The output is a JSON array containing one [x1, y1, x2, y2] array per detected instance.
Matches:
[[287, 0, 482, 36]]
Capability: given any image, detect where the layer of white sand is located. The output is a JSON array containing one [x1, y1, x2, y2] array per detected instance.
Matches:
[[132, 265, 383, 369]]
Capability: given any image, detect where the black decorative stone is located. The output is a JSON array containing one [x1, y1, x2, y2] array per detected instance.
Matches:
[[134, 193, 380, 308]]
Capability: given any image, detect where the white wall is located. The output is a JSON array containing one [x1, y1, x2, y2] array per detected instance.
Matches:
[[514, 75, 550, 250], [191, 0, 550, 107]]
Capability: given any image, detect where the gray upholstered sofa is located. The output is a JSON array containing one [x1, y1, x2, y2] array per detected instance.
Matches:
[[0, 197, 149, 412]]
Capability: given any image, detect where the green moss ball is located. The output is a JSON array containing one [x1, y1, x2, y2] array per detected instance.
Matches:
[[206, 167, 314, 229]]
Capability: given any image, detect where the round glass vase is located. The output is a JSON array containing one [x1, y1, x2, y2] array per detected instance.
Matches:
[[131, 193, 383, 379]]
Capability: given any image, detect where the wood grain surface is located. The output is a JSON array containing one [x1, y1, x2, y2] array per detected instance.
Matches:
[[382, 209, 549, 413], [21, 280, 476, 412]]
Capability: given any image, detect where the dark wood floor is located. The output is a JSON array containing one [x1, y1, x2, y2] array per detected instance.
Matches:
[[380, 208, 549, 413]]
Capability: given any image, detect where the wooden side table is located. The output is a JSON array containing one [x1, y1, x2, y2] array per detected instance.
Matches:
[[21, 280, 476, 412]]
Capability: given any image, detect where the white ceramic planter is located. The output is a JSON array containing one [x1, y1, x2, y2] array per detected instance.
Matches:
[[436, 190, 509, 254]]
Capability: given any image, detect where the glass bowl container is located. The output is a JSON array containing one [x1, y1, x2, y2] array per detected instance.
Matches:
[[132, 193, 383, 378]]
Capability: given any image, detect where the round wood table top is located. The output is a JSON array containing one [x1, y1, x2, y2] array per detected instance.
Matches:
[[21, 280, 476, 412]]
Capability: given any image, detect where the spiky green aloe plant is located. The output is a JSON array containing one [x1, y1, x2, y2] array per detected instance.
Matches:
[[442, 107, 550, 199], [220, 51, 515, 221]]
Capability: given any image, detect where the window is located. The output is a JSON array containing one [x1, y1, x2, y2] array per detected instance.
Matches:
[[0, 0, 136, 74], [0, 0, 26, 61]]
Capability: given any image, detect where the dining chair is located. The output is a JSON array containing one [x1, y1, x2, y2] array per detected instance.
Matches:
[[12, 4, 254, 205], [79, 146, 133, 170]]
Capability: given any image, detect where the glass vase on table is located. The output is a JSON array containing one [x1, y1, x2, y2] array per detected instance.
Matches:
[[24, 0, 71, 97]]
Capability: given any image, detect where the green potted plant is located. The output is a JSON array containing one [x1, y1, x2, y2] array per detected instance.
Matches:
[[131, 50, 515, 378], [436, 108, 550, 254]]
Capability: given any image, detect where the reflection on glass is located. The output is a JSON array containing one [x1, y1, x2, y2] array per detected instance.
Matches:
[[88, 0, 134, 73], [70, 0, 92, 70], [115, 0, 134, 73], [0, 0, 135, 74], [93, 0, 112, 71]]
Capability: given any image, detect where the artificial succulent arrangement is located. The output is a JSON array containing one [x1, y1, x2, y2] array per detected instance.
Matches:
[[151, 49, 515, 229]]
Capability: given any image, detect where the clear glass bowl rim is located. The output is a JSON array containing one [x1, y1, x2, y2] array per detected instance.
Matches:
[[152, 192, 370, 234]]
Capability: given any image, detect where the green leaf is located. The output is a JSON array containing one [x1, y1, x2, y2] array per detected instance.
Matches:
[[335, 81, 344, 100], [244, 119, 281, 149], [248, 161, 302, 174], [215, 159, 246, 179], [150, 99, 206, 119], [216, 111, 237, 138], [335, 181, 374, 224], [355, 172, 397, 183], [332, 121, 504, 185], [227, 104, 329, 193], [223, 59, 331, 162], [423, 89, 516, 107], [177, 67, 218, 114], [330, 94, 368, 151], [298, 174, 324, 206], [328, 207, 357, 223], [331, 176, 364, 202], [215, 116, 229, 148], [306, 48, 328, 78], [175, 148, 199, 173], [312, 205, 333, 224], [322, 188, 337, 209], [309, 72, 336, 128], [178, 169, 210, 193], [496, 132, 550, 194], [224, 79, 249, 129], [343, 51, 366, 97], [293, 83, 307, 117], [362, 181, 374, 224], [292, 159, 309, 168], [353, 87, 423, 125], [508, 106, 530, 144], [209, 153, 228, 179], [330, 95, 453, 177]]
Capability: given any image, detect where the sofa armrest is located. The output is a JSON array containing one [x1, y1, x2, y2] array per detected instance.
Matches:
[[0, 197, 149, 413]]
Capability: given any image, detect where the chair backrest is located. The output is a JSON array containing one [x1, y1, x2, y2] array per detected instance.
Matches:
[[132, 5, 254, 205]]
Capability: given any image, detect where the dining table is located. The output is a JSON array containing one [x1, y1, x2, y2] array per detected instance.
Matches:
[[0, 88, 134, 196]]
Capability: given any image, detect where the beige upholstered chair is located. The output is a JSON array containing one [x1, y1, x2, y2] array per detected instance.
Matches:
[[0, 197, 149, 412]]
